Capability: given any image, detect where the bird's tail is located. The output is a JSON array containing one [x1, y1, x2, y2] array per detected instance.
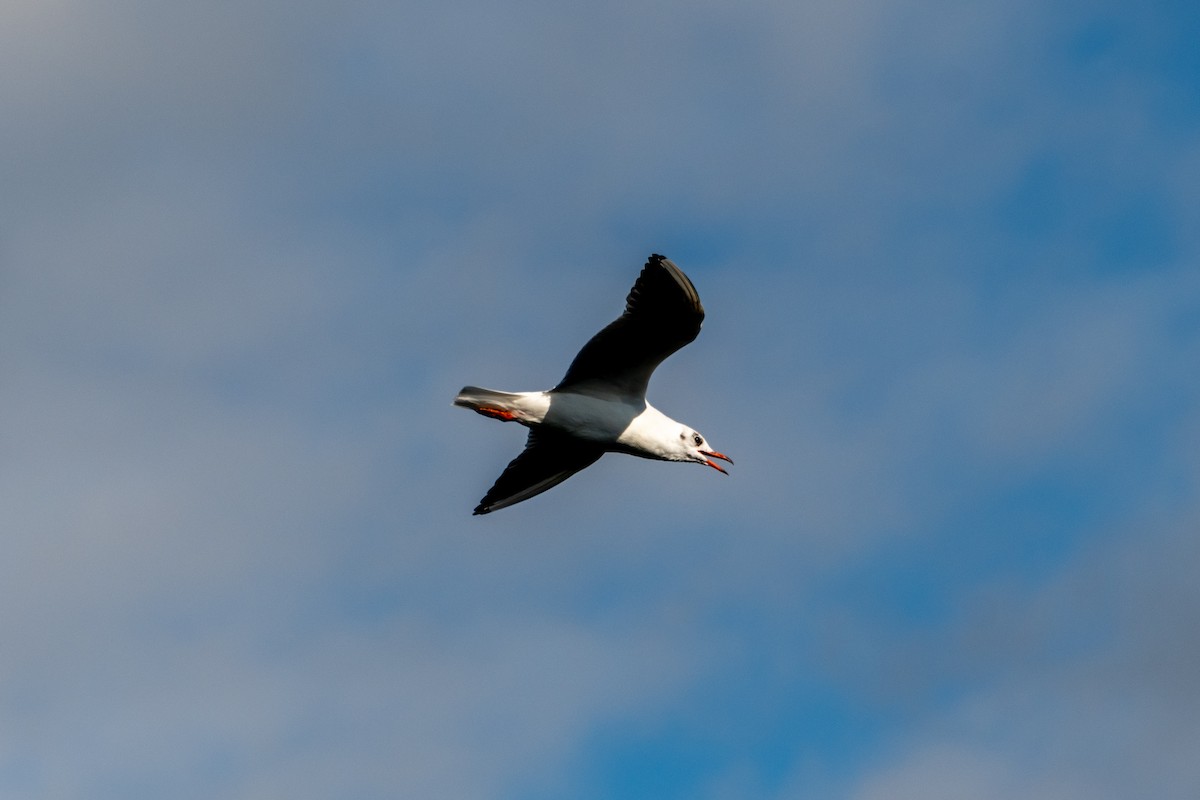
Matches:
[[454, 386, 525, 421]]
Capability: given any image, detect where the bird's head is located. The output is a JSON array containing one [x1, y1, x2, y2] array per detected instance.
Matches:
[[676, 427, 733, 474]]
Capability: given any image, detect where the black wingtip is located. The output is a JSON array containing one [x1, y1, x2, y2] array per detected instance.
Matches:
[[634, 253, 701, 314], [472, 504, 490, 515], [646, 253, 673, 272]]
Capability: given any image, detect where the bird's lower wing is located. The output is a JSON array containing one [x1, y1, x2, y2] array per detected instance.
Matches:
[[474, 430, 604, 515]]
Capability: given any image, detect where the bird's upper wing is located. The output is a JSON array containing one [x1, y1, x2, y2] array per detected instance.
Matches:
[[553, 254, 705, 398], [473, 429, 605, 515]]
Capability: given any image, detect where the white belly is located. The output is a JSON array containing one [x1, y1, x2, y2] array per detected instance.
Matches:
[[541, 392, 676, 458], [540, 392, 641, 442]]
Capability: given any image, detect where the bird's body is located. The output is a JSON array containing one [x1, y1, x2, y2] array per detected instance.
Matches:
[[455, 254, 732, 514], [458, 388, 690, 456]]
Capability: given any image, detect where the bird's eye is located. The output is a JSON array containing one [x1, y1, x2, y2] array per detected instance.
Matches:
[[693, 433, 703, 446]]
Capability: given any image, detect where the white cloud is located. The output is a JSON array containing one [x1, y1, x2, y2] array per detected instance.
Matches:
[[827, 469, 1200, 800]]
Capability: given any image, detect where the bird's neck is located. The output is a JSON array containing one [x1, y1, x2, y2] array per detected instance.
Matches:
[[616, 403, 685, 460]]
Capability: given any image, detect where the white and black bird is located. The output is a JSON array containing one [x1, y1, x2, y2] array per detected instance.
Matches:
[[454, 254, 732, 514]]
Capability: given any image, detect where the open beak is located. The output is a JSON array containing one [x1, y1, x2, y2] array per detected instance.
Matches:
[[700, 450, 733, 475]]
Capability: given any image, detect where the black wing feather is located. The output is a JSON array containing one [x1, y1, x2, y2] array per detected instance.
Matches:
[[553, 254, 705, 397], [474, 429, 605, 515]]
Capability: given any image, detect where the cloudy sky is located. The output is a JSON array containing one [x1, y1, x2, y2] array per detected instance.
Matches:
[[4, 0, 1199, 797]]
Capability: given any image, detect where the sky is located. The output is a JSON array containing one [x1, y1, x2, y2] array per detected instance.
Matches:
[[3, 0, 1200, 798]]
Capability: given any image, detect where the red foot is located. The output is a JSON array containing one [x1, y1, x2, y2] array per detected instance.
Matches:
[[476, 406, 516, 421]]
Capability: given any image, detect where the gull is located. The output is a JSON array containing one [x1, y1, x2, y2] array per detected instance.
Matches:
[[454, 253, 732, 515]]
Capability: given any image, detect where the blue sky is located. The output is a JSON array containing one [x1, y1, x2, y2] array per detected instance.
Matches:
[[3, 1, 1199, 798]]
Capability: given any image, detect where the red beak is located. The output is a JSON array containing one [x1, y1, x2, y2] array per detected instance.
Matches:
[[700, 450, 733, 474]]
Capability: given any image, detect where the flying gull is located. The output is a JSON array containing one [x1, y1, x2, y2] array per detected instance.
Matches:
[[454, 254, 732, 514]]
